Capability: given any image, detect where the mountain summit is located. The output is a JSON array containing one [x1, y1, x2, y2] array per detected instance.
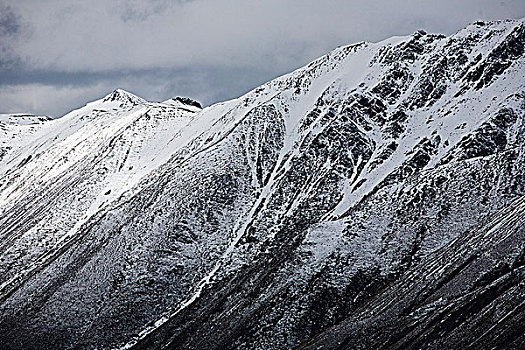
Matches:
[[0, 19, 524, 350], [102, 88, 147, 105]]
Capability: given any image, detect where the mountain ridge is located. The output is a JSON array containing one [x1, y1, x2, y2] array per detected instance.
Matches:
[[0, 18, 524, 350]]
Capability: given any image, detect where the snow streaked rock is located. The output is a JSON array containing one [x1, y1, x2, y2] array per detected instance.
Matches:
[[0, 19, 523, 350]]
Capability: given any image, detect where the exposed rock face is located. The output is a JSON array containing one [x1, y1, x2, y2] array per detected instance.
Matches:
[[172, 97, 203, 109], [0, 19, 524, 350], [298, 197, 525, 350]]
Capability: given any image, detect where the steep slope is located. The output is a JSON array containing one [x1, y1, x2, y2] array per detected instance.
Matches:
[[0, 90, 202, 309], [298, 196, 525, 350], [128, 19, 525, 350], [0, 19, 523, 350]]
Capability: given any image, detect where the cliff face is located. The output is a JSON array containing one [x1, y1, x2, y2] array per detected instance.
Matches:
[[0, 19, 523, 350]]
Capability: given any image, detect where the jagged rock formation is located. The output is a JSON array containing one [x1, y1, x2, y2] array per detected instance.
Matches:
[[164, 97, 203, 110], [0, 19, 523, 350]]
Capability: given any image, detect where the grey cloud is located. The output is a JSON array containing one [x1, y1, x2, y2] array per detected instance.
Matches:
[[8, 0, 525, 72], [0, 52, 295, 115], [116, 0, 171, 22], [0, 49, 21, 70], [113, 0, 197, 22], [0, 3, 20, 36], [0, 3, 22, 70], [0, 64, 278, 116], [2, 0, 525, 116]]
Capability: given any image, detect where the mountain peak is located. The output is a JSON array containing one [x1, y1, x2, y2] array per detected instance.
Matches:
[[102, 88, 146, 105]]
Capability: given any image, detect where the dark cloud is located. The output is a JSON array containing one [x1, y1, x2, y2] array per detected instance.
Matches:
[[0, 68, 128, 87], [0, 3, 22, 69], [117, 0, 172, 22], [0, 3, 20, 36], [0, 50, 20, 70], [1, 0, 524, 116], [112, 0, 197, 22]]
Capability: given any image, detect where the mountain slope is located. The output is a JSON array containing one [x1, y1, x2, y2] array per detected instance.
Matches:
[[0, 113, 51, 162], [0, 19, 523, 350], [0, 90, 202, 309], [298, 196, 525, 350]]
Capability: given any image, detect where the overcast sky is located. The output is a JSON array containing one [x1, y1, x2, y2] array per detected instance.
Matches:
[[1, 0, 524, 117]]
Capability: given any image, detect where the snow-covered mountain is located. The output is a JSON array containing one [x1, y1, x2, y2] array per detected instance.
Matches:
[[0, 19, 523, 350]]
